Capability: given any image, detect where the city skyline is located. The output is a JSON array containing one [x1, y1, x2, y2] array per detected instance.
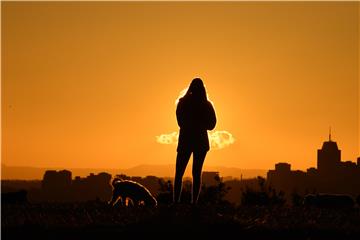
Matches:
[[2, 133, 359, 180], [3, 135, 359, 205], [268, 132, 360, 198]]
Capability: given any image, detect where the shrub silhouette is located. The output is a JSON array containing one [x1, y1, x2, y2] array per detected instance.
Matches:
[[157, 179, 173, 204], [198, 175, 231, 205], [303, 193, 355, 208], [157, 176, 231, 206], [157, 179, 193, 204], [291, 191, 303, 207], [2, 189, 28, 204], [240, 176, 285, 206]]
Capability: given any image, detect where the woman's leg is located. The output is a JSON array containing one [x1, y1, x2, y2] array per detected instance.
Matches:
[[192, 150, 207, 204], [174, 150, 192, 203]]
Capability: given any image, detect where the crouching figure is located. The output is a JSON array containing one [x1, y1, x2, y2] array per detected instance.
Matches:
[[109, 178, 157, 207]]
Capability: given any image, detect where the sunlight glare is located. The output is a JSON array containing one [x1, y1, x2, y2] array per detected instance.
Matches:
[[156, 131, 235, 150]]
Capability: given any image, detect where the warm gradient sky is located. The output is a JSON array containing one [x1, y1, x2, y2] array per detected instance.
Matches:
[[2, 2, 359, 172]]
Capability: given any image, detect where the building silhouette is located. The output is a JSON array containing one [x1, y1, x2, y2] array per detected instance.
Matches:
[[202, 171, 220, 186], [72, 172, 112, 201], [41, 170, 112, 201], [267, 134, 360, 197], [42, 170, 72, 201], [42, 170, 72, 190]]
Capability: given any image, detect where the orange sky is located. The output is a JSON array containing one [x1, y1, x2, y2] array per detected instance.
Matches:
[[2, 2, 359, 172]]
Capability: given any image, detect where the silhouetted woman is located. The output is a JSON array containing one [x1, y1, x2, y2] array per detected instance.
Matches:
[[174, 78, 217, 204]]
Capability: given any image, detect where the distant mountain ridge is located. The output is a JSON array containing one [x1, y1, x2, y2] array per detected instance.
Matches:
[[1, 164, 267, 180]]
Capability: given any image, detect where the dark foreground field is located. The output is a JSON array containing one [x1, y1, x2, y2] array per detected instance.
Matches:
[[2, 202, 360, 240]]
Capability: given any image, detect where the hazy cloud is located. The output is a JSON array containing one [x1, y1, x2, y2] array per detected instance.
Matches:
[[156, 130, 235, 150], [209, 130, 235, 149], [156, 132, 179, 145]]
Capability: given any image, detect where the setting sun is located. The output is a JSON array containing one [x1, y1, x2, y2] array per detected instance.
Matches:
[[157, 86, 235, 150]]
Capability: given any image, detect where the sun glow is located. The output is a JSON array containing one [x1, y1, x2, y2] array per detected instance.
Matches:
[[175, 86, 214, 105], [156, 131, 235, 150], [156, 132, 179, 145], [158, 87, 235, 150], [175, 88, 188, 105]]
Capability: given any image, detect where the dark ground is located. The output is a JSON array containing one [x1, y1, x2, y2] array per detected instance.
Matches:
[[2, 202, 360, 240]]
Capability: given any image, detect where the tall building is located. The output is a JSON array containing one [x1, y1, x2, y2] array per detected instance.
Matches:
[[317, 131, 341, 174]]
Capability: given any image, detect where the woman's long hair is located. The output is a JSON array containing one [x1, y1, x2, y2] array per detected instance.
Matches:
[[183, 78, 207, 102]]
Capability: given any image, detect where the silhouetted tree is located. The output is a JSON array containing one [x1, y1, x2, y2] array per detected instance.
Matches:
[[157, 179, 173, 204], [115, 174, 130, 180], [291, 190, 303, 207], [1, 189, 28, 204], [241, 176, 285, 206], [198, 175, 231, 205]]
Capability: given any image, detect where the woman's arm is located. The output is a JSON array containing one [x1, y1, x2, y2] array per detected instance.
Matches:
[[176, 99, 185, 128], [206, 102, 217, 130]]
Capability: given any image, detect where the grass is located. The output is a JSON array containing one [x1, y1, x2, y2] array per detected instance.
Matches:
[[2, 201, 360, 240]]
